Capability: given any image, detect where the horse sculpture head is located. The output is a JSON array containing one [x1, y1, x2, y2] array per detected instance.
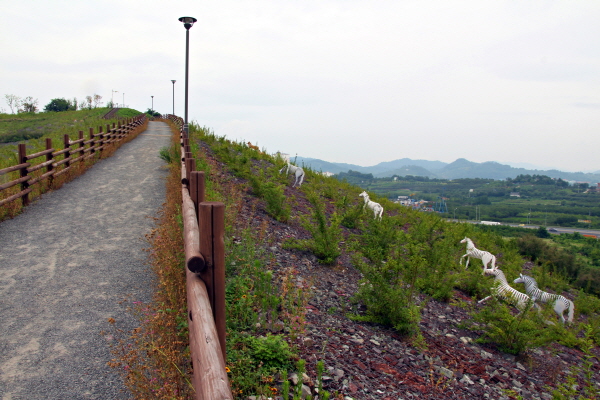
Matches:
[[483, 268, 503, 280], [514, 274, 538, 288], [460, 237, 470, 244], [359, 191, 368, 199], [513, 274, 525, 285]]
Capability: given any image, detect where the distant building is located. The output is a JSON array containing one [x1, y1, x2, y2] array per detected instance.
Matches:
[[585, 183, 600, 193], [510, 192, 520, 197], [277, 152, 290, 163]]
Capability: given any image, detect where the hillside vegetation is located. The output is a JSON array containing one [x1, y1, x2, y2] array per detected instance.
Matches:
[[0, 108, 144, 221], [141, 122, 600, 399], [0, 108, 142, 165]]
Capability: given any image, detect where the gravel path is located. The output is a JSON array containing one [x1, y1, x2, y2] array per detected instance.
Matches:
[[0, 121, 171, 400]]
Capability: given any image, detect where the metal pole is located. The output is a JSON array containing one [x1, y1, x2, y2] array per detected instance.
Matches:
[[171, 80, 176, 115], [179, 16, 196, 136], [184, 27, 190, 136]]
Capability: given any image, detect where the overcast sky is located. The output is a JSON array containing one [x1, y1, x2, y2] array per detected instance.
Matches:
[[2, 1, 599, 172]]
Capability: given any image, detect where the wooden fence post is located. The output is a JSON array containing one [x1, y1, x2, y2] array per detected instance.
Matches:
[[45, 138, 54, 187], [18, 144, 29, 206], [190, 171, 205, 209], [63, 134, 71, 170], [89, 128, 95, 157], [199, 202, 227, 360], [185, 152, 193, 185], [78, 130, 84, 164]]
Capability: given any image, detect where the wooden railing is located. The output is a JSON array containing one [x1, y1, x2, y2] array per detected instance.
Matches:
[[0, 115, 147, 208], [168, 115, 232, 399]]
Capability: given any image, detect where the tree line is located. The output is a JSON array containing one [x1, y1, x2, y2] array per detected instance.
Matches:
[[3, 94, 104, 114]]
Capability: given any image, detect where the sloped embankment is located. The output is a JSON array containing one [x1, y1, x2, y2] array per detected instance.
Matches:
[[193, 132, 599, 400]]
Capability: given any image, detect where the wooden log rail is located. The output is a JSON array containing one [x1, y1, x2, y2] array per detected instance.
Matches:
[[173, 113, 232, 399], [0, 115, 146, 208]]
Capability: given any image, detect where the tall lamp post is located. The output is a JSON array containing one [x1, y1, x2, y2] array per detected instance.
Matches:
[[171, 80, 176, 115], [122, 93, 125, 108], [178, 16, 197, 135], [151, 95, 154, 112]]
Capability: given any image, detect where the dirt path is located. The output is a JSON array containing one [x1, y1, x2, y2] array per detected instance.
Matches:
[[0, 121, 171, 399]]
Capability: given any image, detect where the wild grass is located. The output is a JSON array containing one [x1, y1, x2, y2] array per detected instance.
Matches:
[[0, 113, 147, 222]]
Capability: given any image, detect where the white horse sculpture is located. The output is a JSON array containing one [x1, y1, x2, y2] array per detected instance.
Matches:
[[460, 237, 497, 274], [479, 269, 537, 312], [359, 191, 383, 220], [514, 274, 574, 324], [279, 163, 305, 187]]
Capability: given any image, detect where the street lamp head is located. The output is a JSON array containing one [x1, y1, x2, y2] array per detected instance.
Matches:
[[171, 80, 176, 84], [178, 16, 197, 30]]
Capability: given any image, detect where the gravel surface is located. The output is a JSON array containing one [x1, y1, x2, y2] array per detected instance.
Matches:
[[0, 121, 171, 400]]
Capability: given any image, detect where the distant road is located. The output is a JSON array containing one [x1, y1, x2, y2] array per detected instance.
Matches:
[[449, 219, 600, 238], [0, 121, 170, 399]]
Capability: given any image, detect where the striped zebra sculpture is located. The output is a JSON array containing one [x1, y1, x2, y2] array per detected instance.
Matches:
[[478, 269, 537, 312], [514, 274, 574, 324], [460, 237, 497, 274]]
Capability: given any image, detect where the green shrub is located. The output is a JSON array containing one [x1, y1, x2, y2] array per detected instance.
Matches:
[[248, 335, 294, 370], [284, 192, 342, 264], [551, 325, 598, 399], [357, 216, 399, 264], [350, 239, 425, 337], [575, 290, 600, 316], [159, 143, 179, 164], [470, 296, 552, 355], [409, 217, 460, 301], [336, 195, 363, 229], [262, 181, 290, 223]]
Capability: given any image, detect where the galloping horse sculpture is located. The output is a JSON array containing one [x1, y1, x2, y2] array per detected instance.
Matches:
[[359, 191, 383, 220], [460, 237, 497, 274], [479, 269, 536, 312], [514, 274, 574, 324], [279, 163, 305, 187]]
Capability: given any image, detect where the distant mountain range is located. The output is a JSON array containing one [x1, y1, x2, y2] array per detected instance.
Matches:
[[294, 156, 600, 183]]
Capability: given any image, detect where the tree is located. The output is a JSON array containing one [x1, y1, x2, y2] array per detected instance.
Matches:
[[83, 96, 93, 110], [5, 94, 21, 114], [44, 98, 74, 112], [146, 108, 161, 117], [536, 227, 551, 239], [20, 96, 38, 113], [93, 94, 103, 108]]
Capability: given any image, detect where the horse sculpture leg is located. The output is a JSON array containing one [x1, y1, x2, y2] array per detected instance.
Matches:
[[461, 254, 470, 269], [295, 170, 304, 187]]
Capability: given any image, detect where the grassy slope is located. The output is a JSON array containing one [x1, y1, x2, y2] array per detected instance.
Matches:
[[0, 108, 144, 221], [162, 124, 600, 398]]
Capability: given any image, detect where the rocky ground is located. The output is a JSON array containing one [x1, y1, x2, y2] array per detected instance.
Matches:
[[200, 142, 600, 400]]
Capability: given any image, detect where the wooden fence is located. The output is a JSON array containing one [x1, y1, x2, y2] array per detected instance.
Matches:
[[0, 115, 147, 209], [168, 115, 232, 399]]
